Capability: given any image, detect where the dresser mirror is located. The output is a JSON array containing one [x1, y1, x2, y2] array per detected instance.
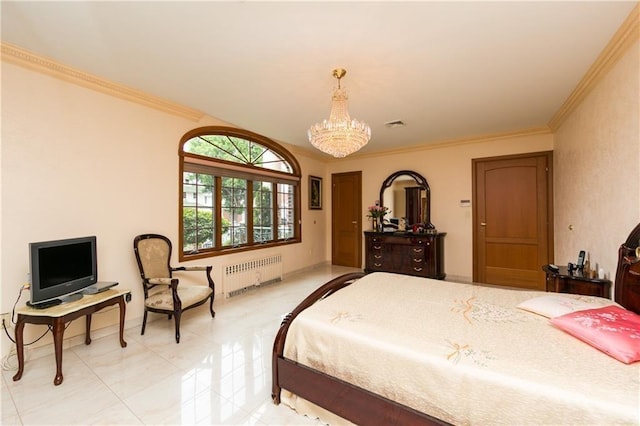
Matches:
[[379, 170, 434, 230]]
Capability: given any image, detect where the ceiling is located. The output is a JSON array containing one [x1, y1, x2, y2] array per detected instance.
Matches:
[[1, 1, 636, 156]]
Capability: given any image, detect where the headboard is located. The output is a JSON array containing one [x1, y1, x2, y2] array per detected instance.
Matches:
[[614, 222, 640, 314]]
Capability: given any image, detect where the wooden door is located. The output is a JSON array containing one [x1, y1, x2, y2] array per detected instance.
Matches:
[[331, 171, 362, 267], [473, 152, 553, 290]]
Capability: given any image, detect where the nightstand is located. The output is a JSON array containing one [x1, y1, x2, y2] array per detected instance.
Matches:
[[543, 265, 611, 298]]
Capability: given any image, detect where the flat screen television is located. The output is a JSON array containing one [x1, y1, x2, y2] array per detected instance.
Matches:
[[29, 236, 97, 306]]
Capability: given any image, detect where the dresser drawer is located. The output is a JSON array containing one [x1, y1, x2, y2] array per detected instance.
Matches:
[[367, 252, 386, 270]]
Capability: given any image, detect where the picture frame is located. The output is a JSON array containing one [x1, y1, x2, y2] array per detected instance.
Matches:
[[309, 176, 322, 210]]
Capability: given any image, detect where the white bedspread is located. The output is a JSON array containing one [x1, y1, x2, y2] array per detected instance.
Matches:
[[282, 272, 640, 425]]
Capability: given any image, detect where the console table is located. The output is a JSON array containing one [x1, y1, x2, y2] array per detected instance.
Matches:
[[364, 231, 446, 279], [13, 288, 130, 385], [542, 265, 611, 298]]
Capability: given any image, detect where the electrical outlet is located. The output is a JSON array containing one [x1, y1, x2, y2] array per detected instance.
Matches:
[[1, 312, 12, 329]]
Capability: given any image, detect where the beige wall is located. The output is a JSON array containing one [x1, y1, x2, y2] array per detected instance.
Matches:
[[554, 39, 640, 280], [1, 34, 637, 357], [1, 62, 328, 350], [326, 133, 554, 282]]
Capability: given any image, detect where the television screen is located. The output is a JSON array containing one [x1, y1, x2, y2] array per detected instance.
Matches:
[[29, 236, 97, 305]]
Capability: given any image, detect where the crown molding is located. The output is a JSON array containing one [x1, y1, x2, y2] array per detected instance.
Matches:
[[1, 42, 205, 121], [286, 142, 334, 161], [328, 126, 552, 162], [548, 3, 639, 130]]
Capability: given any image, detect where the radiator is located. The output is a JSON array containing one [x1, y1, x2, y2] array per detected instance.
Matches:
[[223, 254, 283, 297]]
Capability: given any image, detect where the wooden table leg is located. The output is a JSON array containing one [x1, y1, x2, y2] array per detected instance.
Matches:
[[12, 316, 25, 382], [52, 318, 65, 386], [118, 296, 127, 348], [554, 276, 561, 293], [85, 314, 92, 345]]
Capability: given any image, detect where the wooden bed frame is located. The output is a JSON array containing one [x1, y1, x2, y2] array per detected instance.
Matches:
[[272, 224, 640, 425]]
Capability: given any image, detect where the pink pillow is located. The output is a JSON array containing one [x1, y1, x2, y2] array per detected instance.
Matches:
[[551, 306, 640, 364]]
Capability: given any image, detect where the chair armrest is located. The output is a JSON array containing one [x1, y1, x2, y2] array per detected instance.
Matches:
[[171, 266, 215, 292], [148, 278, 178, 285], [172, 266, 211, 272]]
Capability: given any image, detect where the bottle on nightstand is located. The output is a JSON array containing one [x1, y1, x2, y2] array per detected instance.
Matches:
[[584, 252, 591, 277]]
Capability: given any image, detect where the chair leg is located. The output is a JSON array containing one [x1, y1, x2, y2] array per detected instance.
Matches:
[[209, 295, 216, 318], [141, 310, 148, 336], [173, 311, 181, 343]]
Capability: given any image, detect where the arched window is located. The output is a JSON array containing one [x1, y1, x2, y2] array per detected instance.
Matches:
[[179, 126, 301, 260]]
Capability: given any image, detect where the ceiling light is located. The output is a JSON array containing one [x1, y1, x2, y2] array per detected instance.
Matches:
[[308, 68, 371, 158]]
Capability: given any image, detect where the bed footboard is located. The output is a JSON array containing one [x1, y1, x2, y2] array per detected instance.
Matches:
[[275, 357, 448, 425], [272, 272, 365, 403], [271, 271, 448, 426]]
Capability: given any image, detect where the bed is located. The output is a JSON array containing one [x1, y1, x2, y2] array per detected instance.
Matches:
[[272, 224, 640, 425]]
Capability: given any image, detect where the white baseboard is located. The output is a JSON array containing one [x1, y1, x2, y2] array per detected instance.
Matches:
[[444, 274, 473, 284]]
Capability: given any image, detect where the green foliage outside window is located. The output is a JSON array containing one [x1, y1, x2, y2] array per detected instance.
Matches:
[[183, 208, 230, 250]]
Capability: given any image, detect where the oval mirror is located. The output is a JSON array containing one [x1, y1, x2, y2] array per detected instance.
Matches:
[[379, 170, 434, 230]]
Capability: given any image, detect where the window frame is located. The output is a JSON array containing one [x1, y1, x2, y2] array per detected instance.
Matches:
[[179, 126, 301, 261]]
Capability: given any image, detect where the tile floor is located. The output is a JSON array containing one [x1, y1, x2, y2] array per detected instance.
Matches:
[[1, 264, 360, 425]]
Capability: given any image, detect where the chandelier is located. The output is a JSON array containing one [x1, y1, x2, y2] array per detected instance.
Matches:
[[308, 68, 371, 158]]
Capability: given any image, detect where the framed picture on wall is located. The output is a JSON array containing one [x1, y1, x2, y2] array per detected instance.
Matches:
[[309, 176, 322, 210]]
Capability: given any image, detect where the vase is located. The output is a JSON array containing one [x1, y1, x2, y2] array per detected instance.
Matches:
[[373, 217, 380, 232]]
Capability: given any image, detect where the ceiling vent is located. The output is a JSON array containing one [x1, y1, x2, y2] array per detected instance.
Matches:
[[384, 120, 405, 129]]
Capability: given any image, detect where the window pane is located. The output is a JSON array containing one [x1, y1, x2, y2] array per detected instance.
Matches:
[[221, 177, 247, 247], [196, 208, 214, 249], [184, 135, 292, 173], [277, 183, 294, 239], [183, 207, 197, 252], [253, 181, 274, 243], [183, 172, 215, 252]]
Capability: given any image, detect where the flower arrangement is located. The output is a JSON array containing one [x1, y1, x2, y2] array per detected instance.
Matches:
[[367, 205, 389, 232], [366, 205, 389, 219]]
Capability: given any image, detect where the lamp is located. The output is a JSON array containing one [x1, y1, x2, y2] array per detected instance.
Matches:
[[308, 68, 371, 158]]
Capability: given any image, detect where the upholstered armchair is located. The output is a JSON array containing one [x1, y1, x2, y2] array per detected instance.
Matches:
[[133, 234, 215, 343]]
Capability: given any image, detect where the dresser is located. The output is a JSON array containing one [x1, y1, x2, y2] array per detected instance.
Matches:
[[364, 231, 445, 279]]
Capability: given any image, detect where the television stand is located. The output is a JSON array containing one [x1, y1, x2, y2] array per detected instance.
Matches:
[[26, 298, 62, 309], [59, 292, 83, 303], [12, 288, 130, 385]]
